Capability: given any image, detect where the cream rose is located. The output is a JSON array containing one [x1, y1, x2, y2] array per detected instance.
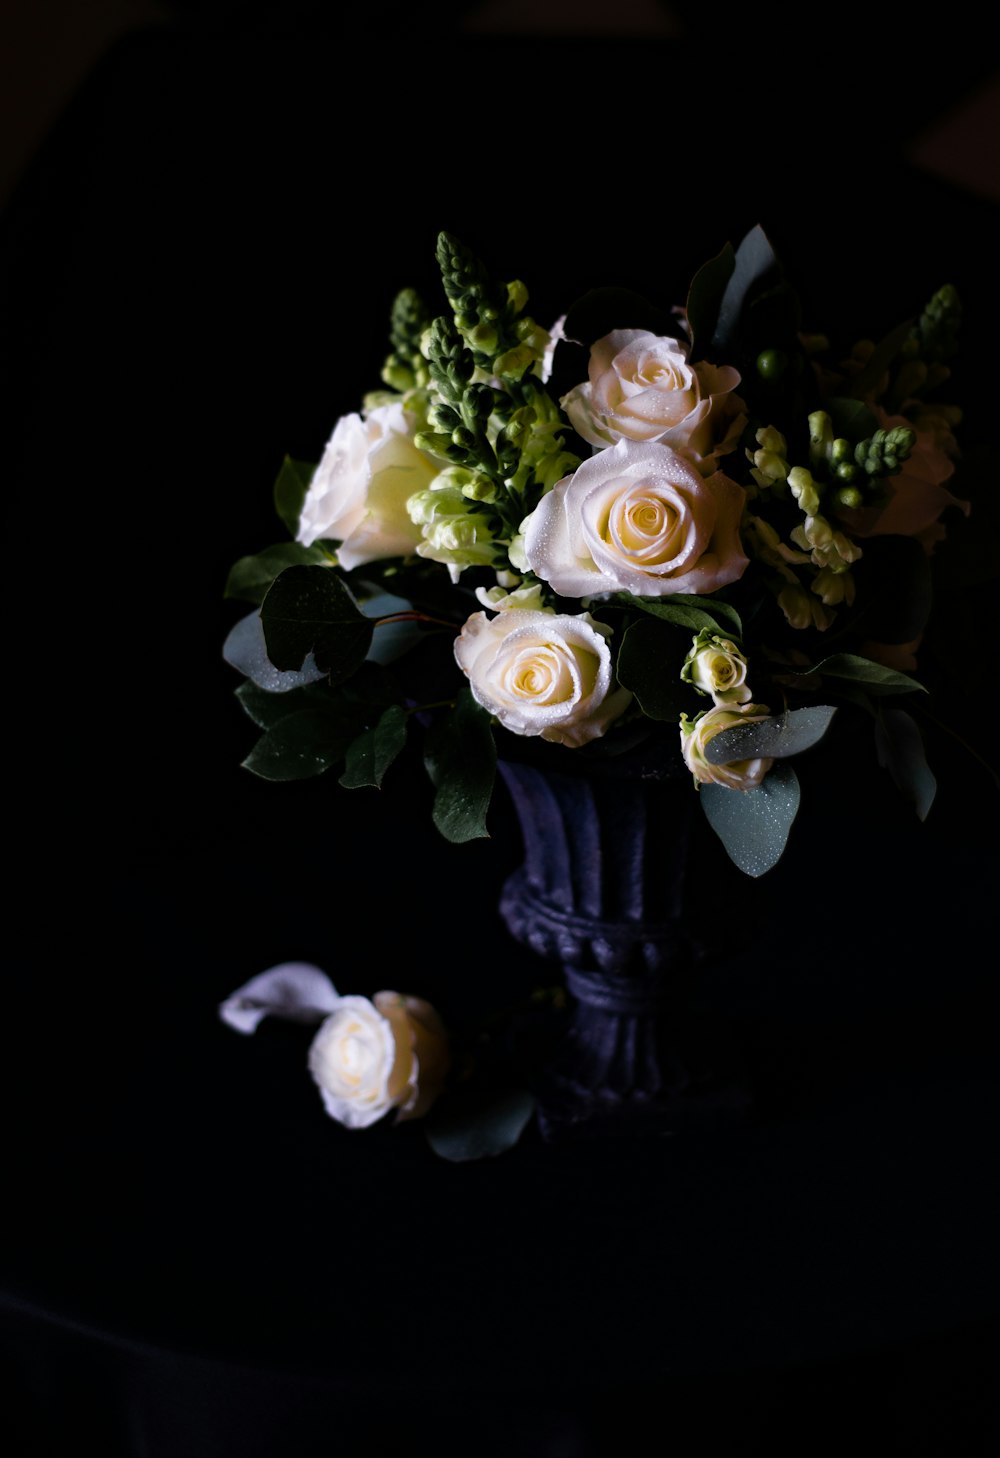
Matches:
[[561, 329, 745, 473], [296, 400, 437, 568], [454, 608, 631, 747], [680, 702, 774, 792], [521, 438, 748, 599], [681, 629, 752, 705], [307, 991, 451, 1130]]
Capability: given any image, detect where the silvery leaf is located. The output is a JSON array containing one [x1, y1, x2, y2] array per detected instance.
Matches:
[[223, 610, 326, 692]]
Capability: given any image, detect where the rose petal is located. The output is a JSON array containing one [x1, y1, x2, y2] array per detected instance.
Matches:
[[219, 962, 340, 1035]]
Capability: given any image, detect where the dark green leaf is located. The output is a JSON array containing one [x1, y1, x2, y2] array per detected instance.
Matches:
[[236, 680, 313, 729], [225, 542, 330, 604], [273, 456, 316, 537], [223, 609, 328, 692], [844, 318, 914, 401], [260, 565, 373, 682], [798, 653, 926, 696], [241, 710, 355, 782], [701, 761, 801, 876], [423, 1085, 536, 1161], [614, 592, 743, 637], [339, 705, 409, 789], [424, 688, 496, 843], [685, 242, 735, 361], [710, 224, 779, 357], [875, 708, 937, 821], [705, 706, 837, 764], [561, 287, 677, 350], [616, 617, 694, 721], [824, 396, 879, 441]]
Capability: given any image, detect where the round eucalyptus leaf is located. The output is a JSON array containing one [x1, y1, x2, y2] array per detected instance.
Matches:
[[700, 761, 801, 877], [223, 610, 327, 692]]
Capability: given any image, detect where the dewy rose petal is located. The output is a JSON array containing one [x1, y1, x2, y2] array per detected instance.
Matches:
[[454, 608, 631, 747], [296, 399, 437, 568], [522, 438, 748, 599], [561, 329, 745, 474]]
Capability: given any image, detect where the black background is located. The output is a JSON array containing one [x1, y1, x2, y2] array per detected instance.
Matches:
[[3, 5, 1000, 1455]]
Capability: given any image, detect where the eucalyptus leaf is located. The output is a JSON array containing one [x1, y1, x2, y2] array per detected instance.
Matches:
[[423, 1085, 536, 1161], [799, 653, 926, 696], [424, 688, 496, 843], [615, 593, 742, 637], [223, 609, 327, 692], [273, 456, 317, 537], [224, 543, 330, 604], [561, 287, 676, 350], [701, 761, 801, 877], [358, 591, 424, 665], [710, 224, 778, 357], [236, 680, 313, 729], [875, 708, 937, 821], [616, 617, 695, 721], [260, 565, 373, 682], [685, 242, 735, 361], [339, 705, 409, 789], [705, 706, 837, 765], [823, 396, 879, 442], [242, 709, 356, 781]]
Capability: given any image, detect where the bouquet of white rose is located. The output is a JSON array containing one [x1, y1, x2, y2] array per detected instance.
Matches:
[[223, 224, 977, 877]]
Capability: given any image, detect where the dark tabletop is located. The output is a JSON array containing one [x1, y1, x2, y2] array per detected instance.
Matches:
[[3, 7, 1000, 1456]]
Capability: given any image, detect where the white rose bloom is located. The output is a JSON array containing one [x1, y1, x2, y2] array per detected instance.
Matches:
[[307, 991, 450, 1130], [682, 631, 752, 705], [296, 400, 437, 569], [561, 329, 744, 472], [454, 608, 631, 748], [680, 703, 774, 792], [521, 438, 748, 600]]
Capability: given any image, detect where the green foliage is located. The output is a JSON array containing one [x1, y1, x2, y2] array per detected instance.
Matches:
[[701, 761, 801, 876], [875, 708, 937, 821], [272, 457, 316, 537], [423, 1084, 536, 1161], [339, 705, 409, 789], [225, 543, 330, 604], [260, 565, 373, 682], [704, 706, 837, 765], [423, 688, 496, 843]]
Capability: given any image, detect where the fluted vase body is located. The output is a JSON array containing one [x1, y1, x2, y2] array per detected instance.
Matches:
[[497, 740, 750, 1140]]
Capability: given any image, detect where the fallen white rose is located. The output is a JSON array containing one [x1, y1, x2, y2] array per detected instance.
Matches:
[[219, 965, 450, 1130], [308, 991, 451, 1130]]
